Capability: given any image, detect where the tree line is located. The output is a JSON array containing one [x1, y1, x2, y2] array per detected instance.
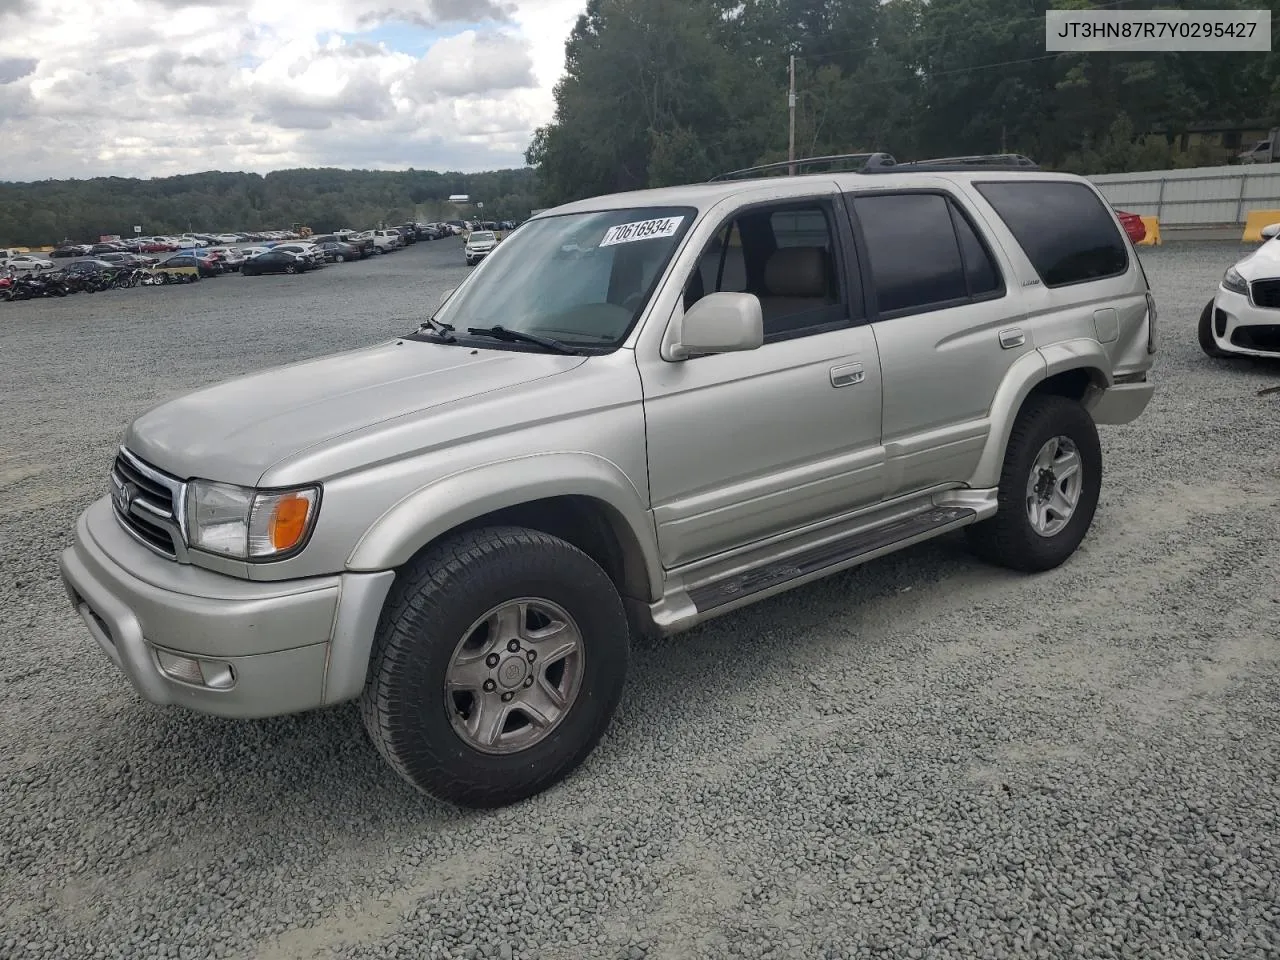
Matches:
[[525, 0, 1279, 206], [0, 168, 538, 248]]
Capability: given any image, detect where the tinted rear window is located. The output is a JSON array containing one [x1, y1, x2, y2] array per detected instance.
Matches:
[[975, 180, 1128, 288]]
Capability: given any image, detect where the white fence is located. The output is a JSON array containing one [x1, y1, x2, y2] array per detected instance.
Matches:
[[1088, 163, 1280, 227]]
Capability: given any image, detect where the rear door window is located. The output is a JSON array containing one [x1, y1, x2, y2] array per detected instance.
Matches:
[[975, 180, 1128, 288], [852, 192, 968, 314]]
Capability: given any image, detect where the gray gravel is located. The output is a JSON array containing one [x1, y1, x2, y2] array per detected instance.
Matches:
[[2, 239, 1280, 960]]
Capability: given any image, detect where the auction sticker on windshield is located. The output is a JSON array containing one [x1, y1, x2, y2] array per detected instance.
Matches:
[[599, 216, 684, 247]]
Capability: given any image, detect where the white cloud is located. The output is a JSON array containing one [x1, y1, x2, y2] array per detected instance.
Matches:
[[0, 0, 586, 180]]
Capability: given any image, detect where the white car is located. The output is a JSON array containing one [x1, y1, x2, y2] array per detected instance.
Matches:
[[464, 230, 498, 265], [1201, 222, 1280, 359], [370, 230, 403, 253], [2, 254, 55, 274]]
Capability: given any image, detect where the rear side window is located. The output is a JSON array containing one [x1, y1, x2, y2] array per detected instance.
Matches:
[[975, 180, 1128, 288], [850, 191, 1005, 316]]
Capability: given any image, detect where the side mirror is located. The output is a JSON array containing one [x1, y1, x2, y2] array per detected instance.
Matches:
[[1261, 223, 1280, 241], [439, 287, 456, 307], [669, 292, 763, 359]]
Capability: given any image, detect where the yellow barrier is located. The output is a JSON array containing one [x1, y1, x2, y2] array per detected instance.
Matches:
[[1137, 216, 1161, 246], [1242, 209, 1280, 242]]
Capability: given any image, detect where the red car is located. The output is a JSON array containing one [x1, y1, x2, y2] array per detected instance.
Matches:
[[1114, 208, 1146, 245]]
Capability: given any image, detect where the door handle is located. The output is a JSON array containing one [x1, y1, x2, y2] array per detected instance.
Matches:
[[999, 327, 1026, 349], [830, 362, 865, 387]]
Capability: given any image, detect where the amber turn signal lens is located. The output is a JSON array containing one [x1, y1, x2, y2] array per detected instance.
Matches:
[[269, 494, 312, 550]]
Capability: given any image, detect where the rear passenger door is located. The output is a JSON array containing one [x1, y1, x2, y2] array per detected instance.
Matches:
[[845, 188, 1032, 496]]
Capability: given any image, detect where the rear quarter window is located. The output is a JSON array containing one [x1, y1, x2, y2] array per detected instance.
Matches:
[[975, 180, 1129, 288]]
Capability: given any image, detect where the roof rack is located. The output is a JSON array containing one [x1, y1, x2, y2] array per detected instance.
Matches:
[[708, 152, 897, 182], [864, 153, 1040, 174], [708, 151, 1039, 182]]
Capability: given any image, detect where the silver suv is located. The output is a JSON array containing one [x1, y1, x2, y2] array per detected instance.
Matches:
[[59, 153, 1157, 808]]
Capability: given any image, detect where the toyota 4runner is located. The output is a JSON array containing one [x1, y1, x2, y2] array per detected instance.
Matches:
[[59, 152, 1157, 808]]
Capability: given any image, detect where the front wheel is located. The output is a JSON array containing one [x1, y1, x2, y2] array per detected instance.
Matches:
[[965, 394, 1102, 573], [1198, 299, 1232, 358], [360, 526, 631, 809]]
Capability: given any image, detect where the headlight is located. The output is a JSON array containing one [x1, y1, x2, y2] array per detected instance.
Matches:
[[1222, 266, 1249, 295], [185, 481, 320, 560]]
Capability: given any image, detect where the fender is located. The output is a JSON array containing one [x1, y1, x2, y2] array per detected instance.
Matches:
[[346, 451, 665, 600], [969, 338, 1112, 489]]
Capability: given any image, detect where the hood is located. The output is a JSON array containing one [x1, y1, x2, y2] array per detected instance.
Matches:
[[125, 339, 586, 487], [1236, 238, 1280, 280]]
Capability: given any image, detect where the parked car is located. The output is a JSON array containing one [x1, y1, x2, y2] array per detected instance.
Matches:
[[61, 258, 119, 276], [49, 246, 88, 259], [203, 247, 246, 272], [1198, 220, 1280, 359], [271, 243, 324, 266], [464, 230, 498, 265], [241, 250, 316, 275], [158, 253, 221, 278], [370, 230, 403, 253], [97, 252, 159, 268], [57, 151, 1156, 811], [1114, 208, 1146, 245], [313, 241, 362, 263], [3, 254, 55, 274]]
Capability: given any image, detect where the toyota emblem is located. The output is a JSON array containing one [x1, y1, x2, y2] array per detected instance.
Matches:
[[112, 476, 138, 515]]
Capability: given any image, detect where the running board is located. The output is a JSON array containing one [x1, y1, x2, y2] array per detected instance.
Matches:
[[685, 505, 976, 614]]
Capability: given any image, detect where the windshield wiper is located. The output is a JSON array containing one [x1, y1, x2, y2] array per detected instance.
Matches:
[[465, 325, 581, 355]]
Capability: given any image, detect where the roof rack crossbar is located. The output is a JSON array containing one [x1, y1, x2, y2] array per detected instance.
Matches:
[[708, 152, 896, 182]]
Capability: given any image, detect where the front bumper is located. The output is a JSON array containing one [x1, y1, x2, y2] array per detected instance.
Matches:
[[1210, 285, 1280, 357], [59, 497, 394, 719]]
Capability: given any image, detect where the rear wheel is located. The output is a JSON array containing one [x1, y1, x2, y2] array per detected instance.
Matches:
[[1198, 299, 1232, 358], [360, 526, 631, 809], [285, 264, 298, 274], [965, 394, 1102, 573]]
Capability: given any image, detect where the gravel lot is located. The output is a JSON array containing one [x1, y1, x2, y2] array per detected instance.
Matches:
[[2, 238, 1279, 960]]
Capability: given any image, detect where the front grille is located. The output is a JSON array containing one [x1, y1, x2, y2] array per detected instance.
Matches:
[[110, 449, 185, 559], [1250, 279, 1280, 309], [1230, 324, 1280, 353]]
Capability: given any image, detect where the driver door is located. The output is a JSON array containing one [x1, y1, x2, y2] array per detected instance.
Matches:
[[636, 194, 886, 569]]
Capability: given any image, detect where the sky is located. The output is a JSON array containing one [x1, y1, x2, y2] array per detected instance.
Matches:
[[0, 0, 587, 181]]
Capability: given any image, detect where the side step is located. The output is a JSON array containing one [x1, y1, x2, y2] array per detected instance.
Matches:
[[686, 505, 976, 614]]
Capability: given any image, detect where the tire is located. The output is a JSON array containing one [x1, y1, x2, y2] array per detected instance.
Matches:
[[360, 525, 631, 809], [335, 254, 345, 263], [964, 394, 1102, 573], [1198, 299, 1232, 358], [285, 264, 297, 274]]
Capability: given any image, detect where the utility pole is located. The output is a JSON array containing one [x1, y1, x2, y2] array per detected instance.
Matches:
[[788, 55, 797, 176]]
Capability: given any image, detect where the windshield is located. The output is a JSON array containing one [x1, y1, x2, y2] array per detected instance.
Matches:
[[434, 205, 696, 350], [470, 232, 495, 241]]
